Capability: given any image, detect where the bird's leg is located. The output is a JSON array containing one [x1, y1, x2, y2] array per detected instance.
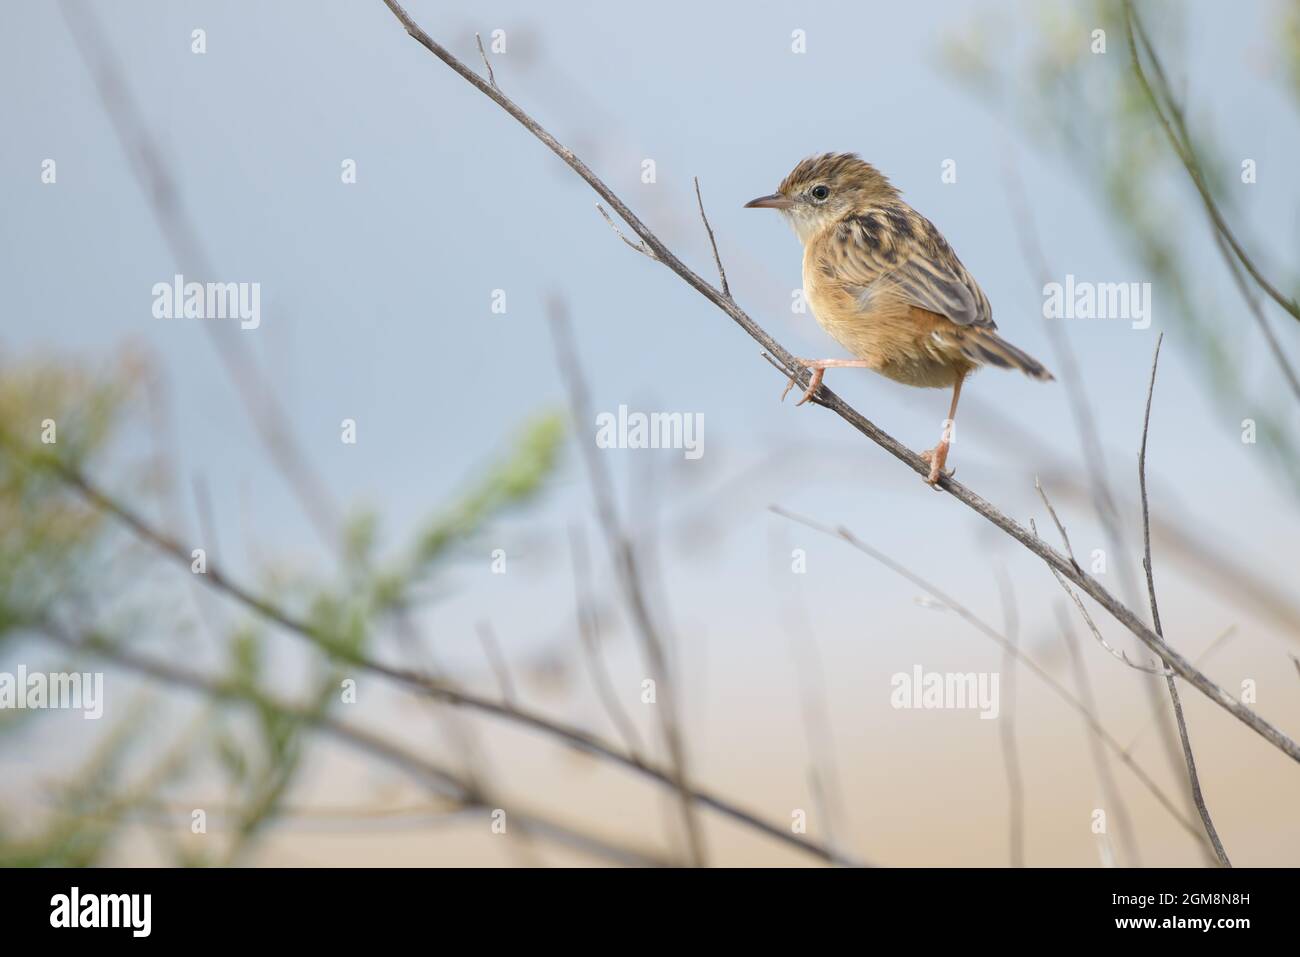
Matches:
[[780, 358, 874, 406], [921, 374, 964, 486]]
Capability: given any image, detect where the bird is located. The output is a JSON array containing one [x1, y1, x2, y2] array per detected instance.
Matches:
[[745, 153, 1053, 486]]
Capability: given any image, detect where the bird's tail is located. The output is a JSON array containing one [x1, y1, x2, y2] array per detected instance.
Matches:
[[961, 329, 1055, 381]]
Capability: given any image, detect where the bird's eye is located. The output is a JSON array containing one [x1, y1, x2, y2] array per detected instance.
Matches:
[[810, 185, 830, 201]]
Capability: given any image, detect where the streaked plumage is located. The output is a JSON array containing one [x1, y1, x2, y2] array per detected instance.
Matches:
[[746, 152, 1053, 484]]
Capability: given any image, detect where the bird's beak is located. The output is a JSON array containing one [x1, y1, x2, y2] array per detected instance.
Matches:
[[744, 193, 793, 210]]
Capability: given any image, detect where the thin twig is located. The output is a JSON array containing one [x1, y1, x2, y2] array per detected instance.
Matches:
[[1033, 476, 1082, 574], [474, 32, 498, 90], [596, 204, 657, 260], [1030, 490, 1171, 676], [374, 0, 1300, 762], [693, 177, 730, 298], [1138, 333, 1231, 867], [1122, 625, 1237, 755]]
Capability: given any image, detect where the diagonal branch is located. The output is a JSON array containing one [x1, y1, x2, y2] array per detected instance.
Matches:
[[374, 0, 1300, 764]]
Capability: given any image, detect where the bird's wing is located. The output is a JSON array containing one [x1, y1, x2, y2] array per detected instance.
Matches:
[[825, 207, 995, 330]]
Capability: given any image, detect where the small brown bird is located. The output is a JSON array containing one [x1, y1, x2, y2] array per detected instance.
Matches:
[[746, 153, 1053, 485]]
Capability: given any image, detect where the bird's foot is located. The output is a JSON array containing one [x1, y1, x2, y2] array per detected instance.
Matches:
[[780, 358, 874, 406], [920, 444, 954, 487], [781, 363, 825, 406]]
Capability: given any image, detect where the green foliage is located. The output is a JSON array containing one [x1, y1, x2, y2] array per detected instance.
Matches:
[[1284, 2, 1300, 109], [0, 694, 152, 867], [0, 348, 566, 865], [411, 411, 564, 567], [0, 361, 135, 632], [381, 411, 565, 610]]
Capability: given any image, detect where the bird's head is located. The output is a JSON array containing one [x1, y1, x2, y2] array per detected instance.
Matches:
[[745, 153, 900, 244]]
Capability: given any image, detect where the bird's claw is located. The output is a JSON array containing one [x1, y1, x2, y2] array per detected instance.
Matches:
[[920, 447, 955, 487], [781, 365, 823, 406]]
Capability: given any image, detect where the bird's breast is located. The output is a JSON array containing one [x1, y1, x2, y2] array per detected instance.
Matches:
[[801, 251, 877, 356]]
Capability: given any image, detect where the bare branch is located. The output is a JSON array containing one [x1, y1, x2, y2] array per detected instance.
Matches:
[[474, 32, 498, 91], [1139, 334, 1167, 640], [597, 204, 657, 260], [1030, 493, 1171, 676], [1138, 334, 1231, 867], [693, 177, 730, 298], [1122, 625, 1238, 755], [1034, 476, 1082, 572]]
